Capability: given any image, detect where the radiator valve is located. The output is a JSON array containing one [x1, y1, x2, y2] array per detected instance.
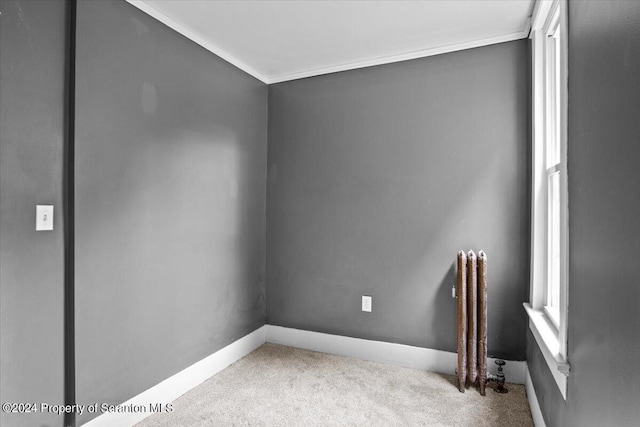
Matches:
[[495, 360, 508, 393], [489, 360, 508, 393], [486, 360, 508, 393]]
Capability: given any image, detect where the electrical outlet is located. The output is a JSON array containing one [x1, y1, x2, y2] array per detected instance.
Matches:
[[362, 295, 372, 312]]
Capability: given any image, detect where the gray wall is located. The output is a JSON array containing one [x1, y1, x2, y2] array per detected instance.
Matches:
[[528, 1, 640, 426], [74, 1, 267, 423], [267, 40, 530, 360], [0, 1, 67, 426]]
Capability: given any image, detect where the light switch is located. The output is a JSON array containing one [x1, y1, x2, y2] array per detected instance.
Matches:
[[36, 205, 54, 231], [362, 295, 372, 312]]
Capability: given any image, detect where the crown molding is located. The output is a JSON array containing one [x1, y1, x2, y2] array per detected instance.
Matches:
[[268, 31, 528, 84], [125, 0, 270, 84], [127, 1, 529, 85]]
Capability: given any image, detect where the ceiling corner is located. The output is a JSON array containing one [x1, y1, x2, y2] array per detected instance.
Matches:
[[125, 0, 270, 84]]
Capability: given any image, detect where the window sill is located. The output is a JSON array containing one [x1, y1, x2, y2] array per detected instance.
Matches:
[[523, 302, 569, 400]]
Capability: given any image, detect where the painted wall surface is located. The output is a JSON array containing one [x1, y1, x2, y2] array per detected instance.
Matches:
[[0, 1, 67, 426], [267, 40, 530, 360], [74, 1, 267, 423], [528, 1, 640, 426]]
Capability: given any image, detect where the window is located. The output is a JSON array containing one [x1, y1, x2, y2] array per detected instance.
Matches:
[[524, 0, 569, 399], [544, 6, 562, 328]]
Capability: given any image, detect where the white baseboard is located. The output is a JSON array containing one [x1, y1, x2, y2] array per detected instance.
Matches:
[[265, 325, 526, 385], [82, 324, 526, 426], [526, 365, 547, 427], [81, 326, 266, 427]]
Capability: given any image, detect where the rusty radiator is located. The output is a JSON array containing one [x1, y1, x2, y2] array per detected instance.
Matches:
[[456, 250, 488, 395]]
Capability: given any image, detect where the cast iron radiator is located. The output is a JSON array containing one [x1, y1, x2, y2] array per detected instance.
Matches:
[[456, 250, 488, 395]]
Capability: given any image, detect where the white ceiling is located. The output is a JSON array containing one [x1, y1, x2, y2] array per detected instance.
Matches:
[[127, 0, 536, 84]]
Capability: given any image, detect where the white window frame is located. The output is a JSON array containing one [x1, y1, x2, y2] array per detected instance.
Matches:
[[524, 0, 570, 400]]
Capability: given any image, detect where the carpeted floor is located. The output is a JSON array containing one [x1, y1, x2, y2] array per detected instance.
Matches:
[[137, 343, 534, 426]]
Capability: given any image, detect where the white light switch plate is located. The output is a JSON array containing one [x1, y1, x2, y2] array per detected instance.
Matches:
[[36, 205, 54, 231], [362, 295, 372, 312]]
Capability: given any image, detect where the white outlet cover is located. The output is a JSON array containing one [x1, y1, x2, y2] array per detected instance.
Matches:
[[362, 295, 372, 312], [36, 205, 54, 231]]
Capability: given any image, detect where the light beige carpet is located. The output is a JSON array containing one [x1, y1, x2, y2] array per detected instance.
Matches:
[[137, 343, 533, 426]]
